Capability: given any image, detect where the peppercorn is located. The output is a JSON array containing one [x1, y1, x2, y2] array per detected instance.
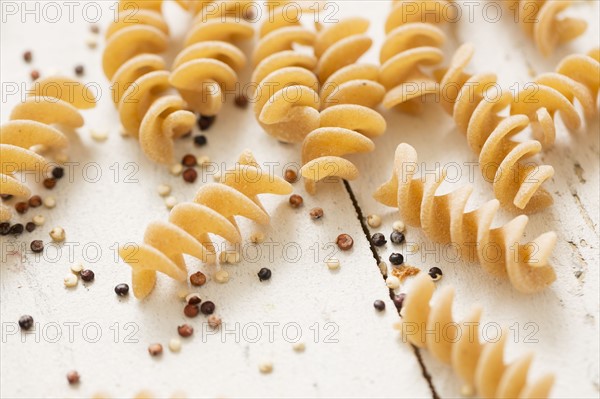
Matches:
[[188, 295, 201, 305], [181, 154, 197, 167], [182, 168, 197, 183], [309, 207, 323, 220], [23, 50, 32, 63], [284, 169, 297, 183], [66, 370, 80, 385], [336, 234, 354, 250], [200, 301, 215, 315], [392, 293, 406, 311], [148, 343, 163, 356], [184, 304, 199, 317], [373, 300, 386, 311], [178, 324, 194, 337], [197, 115, 215, 130], [234, 94, 248, 108], [28, 195, 42, 207], [193, 135, 207, 147], [19, 315, 34, 330], [371, 233, 386, 246], [390, 231, 405, 244], [74, 65, 84, 76], [289, 194, 303, 208], [114, 283, 129, 296], [26, 222, 36, 233], [52, 167, 65, 179], [257, 267, 271, 281], [80, 269, 95, 282], [190, 271, 206, 286], [30, 240, 44, 253], [428, 267, 443, 281], [43, 178, 57, 189], [389, 253, 404, 265], [30, 70, 40, 80], [0, 223, 10, 236], [15, 202, 29, 214], [9, 224, 24, 235]]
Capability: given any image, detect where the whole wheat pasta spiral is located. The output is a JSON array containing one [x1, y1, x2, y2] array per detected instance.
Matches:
[[299, 17, 386, 193], [0, 77, 97, 221], [119, 150, 292, 299], [438, 43, 555, 213], [507, 0, 587, 56], [511, 48, 600, 149], [398, 273, 555, 398], [373, 143, 557, 294]]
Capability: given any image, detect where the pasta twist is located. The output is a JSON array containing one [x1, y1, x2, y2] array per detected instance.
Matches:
[[0, 77, 97, 221], [169, 0, 254, 116], [398, 273, 555, 398], [507, 0, 587, 56], [380, 0, 454, 113], [373, 143, 557, 294], [119, 150, 292, 299], [438, 43, 555, 213], [103, 0, 196, 164], [251, 1, 321, 143], [299, 17, 386, 193], [511, 48, 600, 149]]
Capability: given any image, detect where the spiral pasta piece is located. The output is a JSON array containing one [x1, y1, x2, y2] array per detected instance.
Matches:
[[511, 48, 600, 148], [398, 273, 555, 397], [374, 143, 557, 294], [438, 43, 555, 213], [380, 0, 454, 113], [508, 0, 587, 56], [119, 150, 292, 299], [0, 77, 97, 222]]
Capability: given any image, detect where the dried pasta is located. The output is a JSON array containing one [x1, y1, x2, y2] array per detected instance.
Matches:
[[373, 143, 557, 294], [438, 43, 556, 213], [507, 0, 587, 56], [398, 273, 555, 398], [119, 150, 292, 299], [0, 77, 97, 221]]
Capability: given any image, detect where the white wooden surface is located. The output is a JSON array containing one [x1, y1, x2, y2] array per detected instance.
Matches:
[[0, 1, 598, 398]]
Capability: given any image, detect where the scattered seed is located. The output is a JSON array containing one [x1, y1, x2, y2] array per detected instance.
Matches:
[[289, 194, 303, 208], [0, 223, 10, 235], [207, 314, 222, 328], [52, 167, 65, 179], [197, 115, 216, 131], [74, 65, 84, 76], [181, 154, 197, 167], [148, 343, 163, 356], [390, 231, 405, 244], [392, 293, 406, 311], [66, 370, 80, 385], [30, 240, 44, 253], [80, 269, 95, 282], [392, 221, 405, 232], [49, 226, 66, 242], [28, 195, 42, 207], [23, 50, 32, 63], [190, 271, 207, 286], [309, 207, 323, 220], [193, 135, 207, 147], [168, 338, 182, 352], [43, 178, 57, 189], [31, 70, 40, 81], [165, 196, 177, 210], [115, 283, 129, 296], [284, 169, 297, 183], [325, 257, 340, 270], [292, 342, 306, 352], [32, 214, 45, 226], [9, 224, 24, 235], [186, 294, 201, 305], [178, 324, 194, 337], [257, 267, 271, 281], [200, 301, 215, 315], [90, 24, 100, 34], [366, 214, 381, 228], [64, 273, 78, 287], [214, 270, 229, 283], [184, 304, 199, 318], [234, 94, 248, 108], [371, 233, 386, 246], [373, 300, 386, 311], [249, 231, 265, 243], [43, 196, 56, 208], [91, 129, 108, 142], [389, 253, 404, 266], [428, 267, 443, 281], [70, 263, 84, 274], [197, 155, 210, 166], [85, 35, 98, 48], [19, 315, 34, 330], [157, 184, 171, 197], [258, 361, 273, 374], [15, 202, 29, 214], [182, 168, 197, 183], [386, 275, 400, 289], [336, 234, 353, 250]]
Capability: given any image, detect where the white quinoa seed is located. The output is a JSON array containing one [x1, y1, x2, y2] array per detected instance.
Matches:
[[207, 314, 222, 328], [366, 214, 381, 228], [157, 184, 171, 197], [386, 276, 400, 289], [214, 270, 229, 283], [249, 231, 265, 244], [168, 338, 182, 352], [392, 220, 405, 232], [70, 263, 84, 274], [258, 361, 273, 374], [43, 196, 56, 209], [165, 196, 177, 210], [90, 129, 108, 142], [169, 163, 183, 176], [49, 227, 66, 242], [292, 342, 306, 352], [197, 155, 210, 166], [33, 214, 45, 226], [325, 258, 340, 270], [85, 34, 98, 48], [63, 274, 78, 287]]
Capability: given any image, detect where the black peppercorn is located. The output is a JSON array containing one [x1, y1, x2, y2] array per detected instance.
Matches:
[[30, 240, 44, 253], [371, 233, 386, 246], [19, 314, 34, 330], [52, 167, 64, 179], [373, 300, 386, 311], [200, 301, 215, 315], [197, 115, 215, 131], [114, 283, 129, 296], [389, 253, 404, 266], [9, 223, 24, 236], [428, 267, 443, 281], [193, 135, 207, 147], [257, 267, 271, 281], [390, 231, 405, 244], [80, 269, 95, 282], [392, 294, 406, 311]]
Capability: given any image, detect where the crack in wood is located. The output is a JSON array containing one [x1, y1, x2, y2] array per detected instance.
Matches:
[[570, 189, 597, 234]]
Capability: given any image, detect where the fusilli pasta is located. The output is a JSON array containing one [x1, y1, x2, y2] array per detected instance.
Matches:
[[119, 150, 292, 299], [0, 77, 97, 221], [373, 143, 557, 294], [398, 273, 555, 398]]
